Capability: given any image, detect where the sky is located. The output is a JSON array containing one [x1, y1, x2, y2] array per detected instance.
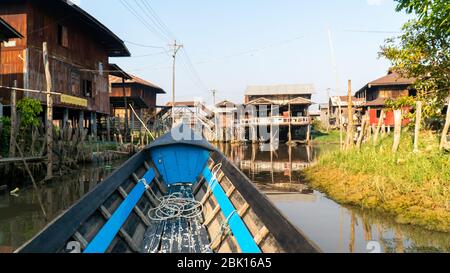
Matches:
[[74, 0, 411, 107]]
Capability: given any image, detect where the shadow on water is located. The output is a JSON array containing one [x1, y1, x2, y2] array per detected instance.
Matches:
[[216, 142, 450, 253], [0, 160, 126, 253]]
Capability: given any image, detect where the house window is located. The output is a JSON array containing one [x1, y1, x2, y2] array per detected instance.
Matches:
[[58, 25, 69, 48], [82, 79, 92, 97], [376, 109, 382, 118]]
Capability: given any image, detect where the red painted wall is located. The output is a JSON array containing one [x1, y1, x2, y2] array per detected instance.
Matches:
[[368, 108, 410, 127]]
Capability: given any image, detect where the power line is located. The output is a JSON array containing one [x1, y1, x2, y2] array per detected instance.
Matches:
[[180, 48, 209, 92], [134, 0, 174, 41], [124, 40, 166, 49], [140, 0, 176, 40], [119, 0, 171, 43], [344, 29, 401, 34], [194, 35, 304, 65]]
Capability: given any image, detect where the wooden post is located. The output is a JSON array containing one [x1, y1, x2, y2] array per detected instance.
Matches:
[[122, 77, 129, 139], [79, 111, 84, 132], [106, 115, 111, 142], [356, 114, 367, 149], [288, 103, 292, 144], [345, 80, 354, 150], [9, 80, 18, 158], [373, 109, 385, 146], [439, 97, 450, 150], [0, 103, 3, 139], [131, 103, 135, 134], [43, 42, 53, 179], [90, 112, 97, 138], [414, 101, 422, 153], [392, 109, 402, 152], [63, 107, 69, 140]]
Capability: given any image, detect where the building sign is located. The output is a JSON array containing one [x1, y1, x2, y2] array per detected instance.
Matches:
[[61, 94, 88, 107]]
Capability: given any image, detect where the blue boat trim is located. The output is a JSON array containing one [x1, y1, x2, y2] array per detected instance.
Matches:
[[202, 167, 261, 253], [151, 144, 210, 185], [83, 169, 156, 253]]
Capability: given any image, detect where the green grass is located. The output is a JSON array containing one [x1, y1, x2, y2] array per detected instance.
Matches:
[[305, 132, 450, 232], [312, 129, 342, 144]]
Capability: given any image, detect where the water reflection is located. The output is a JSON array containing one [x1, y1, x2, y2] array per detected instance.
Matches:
[[0, 161, 124, 253], [217, 143, 450, 253]]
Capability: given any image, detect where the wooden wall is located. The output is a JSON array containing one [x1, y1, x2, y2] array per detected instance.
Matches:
[[0, 1, 111, 114], [366, 86, 410, 101], [110, 84, 158, 110]]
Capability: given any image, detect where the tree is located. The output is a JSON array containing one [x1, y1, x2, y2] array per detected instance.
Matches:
[[380, 0, 450, 122]]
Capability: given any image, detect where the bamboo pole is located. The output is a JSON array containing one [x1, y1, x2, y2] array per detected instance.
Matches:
[[14, 139, 47, 219]]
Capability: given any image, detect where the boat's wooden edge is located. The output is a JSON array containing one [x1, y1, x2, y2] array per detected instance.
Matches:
[[211, 151, 322, 253], [15, 149, 151, 253]]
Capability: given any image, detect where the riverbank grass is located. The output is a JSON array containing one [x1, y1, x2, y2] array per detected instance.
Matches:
[[312, 129, 341, 144], [305, 132, 450, 232]]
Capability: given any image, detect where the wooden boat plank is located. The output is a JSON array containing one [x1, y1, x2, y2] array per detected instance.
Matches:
[[211, 151, 320, 253], [17, 151, 150, 253], [140, 222, 164, 253]]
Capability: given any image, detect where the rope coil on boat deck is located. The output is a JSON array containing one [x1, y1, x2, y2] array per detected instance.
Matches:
[[140, 162, 224, 223], [140, 178, 204, 221]]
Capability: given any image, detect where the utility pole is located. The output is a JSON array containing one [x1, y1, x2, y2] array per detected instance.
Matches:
[[170, 40, 183, 126], [327, 28, 343, 150], [210, 89, 218, 105]]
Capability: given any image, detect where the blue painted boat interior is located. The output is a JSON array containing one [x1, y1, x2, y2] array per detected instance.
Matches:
[[150, 144, 211, 185], [82, 141, 261, 253]]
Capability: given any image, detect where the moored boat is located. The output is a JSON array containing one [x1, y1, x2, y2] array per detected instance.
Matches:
[[16, 125, 320, 253]]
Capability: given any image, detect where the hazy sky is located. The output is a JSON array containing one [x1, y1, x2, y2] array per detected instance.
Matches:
[[75, 0, 411, 106]]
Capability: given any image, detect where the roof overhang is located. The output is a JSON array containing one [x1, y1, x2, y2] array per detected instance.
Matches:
[[35, 0, 130, 57], [0, 18, 23, 41], [109, 64, 132, 80], [110, 96, 149, 109]]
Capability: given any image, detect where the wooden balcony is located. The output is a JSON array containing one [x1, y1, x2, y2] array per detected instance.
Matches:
[[240, 116, 311, 126]]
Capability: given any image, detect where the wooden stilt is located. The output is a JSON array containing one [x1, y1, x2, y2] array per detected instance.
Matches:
[[9, 80, 18, 159], [43, 42, 53, 180]]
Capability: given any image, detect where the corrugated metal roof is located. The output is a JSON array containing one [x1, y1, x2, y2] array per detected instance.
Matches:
[[368, 71, 415, 86], [330, 96, 365, 107], [110, 74, 165, 93], [245, 84, 315, 96]]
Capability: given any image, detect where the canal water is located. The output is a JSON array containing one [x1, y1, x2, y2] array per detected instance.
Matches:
[[217, 143, 450, 253], [0, 144, 448, 253], [0, 161, 125, 253]]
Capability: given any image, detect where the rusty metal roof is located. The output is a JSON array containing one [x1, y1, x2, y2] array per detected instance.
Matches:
[[110, 74, 165, 93], [368, 71, 415, 87]]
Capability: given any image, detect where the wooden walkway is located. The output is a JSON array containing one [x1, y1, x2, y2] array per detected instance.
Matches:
[[0, 156, 46, 165]]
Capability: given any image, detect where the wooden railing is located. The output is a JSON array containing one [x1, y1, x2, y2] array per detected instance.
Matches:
[[240, 116, 311, 126]]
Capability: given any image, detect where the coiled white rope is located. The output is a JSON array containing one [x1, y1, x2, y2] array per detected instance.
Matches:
[[142, 163, 223, 223]]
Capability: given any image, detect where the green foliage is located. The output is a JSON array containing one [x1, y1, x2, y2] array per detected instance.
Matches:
[[380, 0, 450, 123], [17, 98, 43, 128], [0, 117, 11, 157], [385, 96, 415, 110]]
